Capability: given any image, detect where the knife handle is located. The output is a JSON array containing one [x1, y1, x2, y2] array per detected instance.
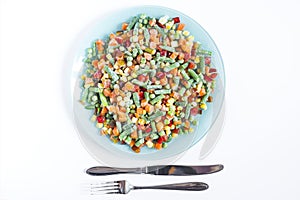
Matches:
[[86, 166, 143, 175]]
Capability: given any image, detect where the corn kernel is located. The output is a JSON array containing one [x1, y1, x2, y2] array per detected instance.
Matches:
[[183, 30, 190, 36], [177, 106, 183, 111], [130, 105, 136, 109], [164, 126, 171, 131], [138, 119, 146, 125], [146, 140, 154, 148], [167, 98, 175, 104], [172, 133, 178, 138], [142, 110, 146, 115], [196, 98, 201, 103], [170, 125, 175, 130], [189, 128, 194, 132], [194, 56, 200, 64], [81, 75, 86, 80], [132, 117, 138, 123], [166, 129, 171, 135], [165, 21, 174, 30], [200, 103, 207, 110], [187, 35, 194, 41], [107, 128, 112, 134]]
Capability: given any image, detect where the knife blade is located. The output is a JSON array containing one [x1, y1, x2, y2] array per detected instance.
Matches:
[[86, 164, 223, 176]]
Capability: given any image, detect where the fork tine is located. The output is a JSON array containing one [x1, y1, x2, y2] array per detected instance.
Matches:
[[90, 181, 118, 186], [90, 189, 120, 195]]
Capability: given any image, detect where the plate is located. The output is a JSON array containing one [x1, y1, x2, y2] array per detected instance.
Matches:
[[71, 5, 225, 167]]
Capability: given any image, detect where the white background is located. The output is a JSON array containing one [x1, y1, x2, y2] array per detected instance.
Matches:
[[1, 0, 300, 199]]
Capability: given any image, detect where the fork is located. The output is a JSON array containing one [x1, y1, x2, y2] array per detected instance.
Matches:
[[90, 180, 209, 195]]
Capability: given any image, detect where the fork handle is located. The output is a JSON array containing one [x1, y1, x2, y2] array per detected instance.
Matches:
[[133, 182, 209, 191]]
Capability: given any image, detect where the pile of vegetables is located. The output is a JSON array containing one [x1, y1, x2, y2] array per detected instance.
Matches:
[[80, 14, 217, 153]]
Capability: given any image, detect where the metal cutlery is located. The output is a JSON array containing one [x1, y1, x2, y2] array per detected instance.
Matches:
[[90, 180, 209, 195], [86, 164, 223, 176]]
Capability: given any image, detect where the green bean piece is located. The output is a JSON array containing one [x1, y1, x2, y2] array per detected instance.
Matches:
[[159, 45, 175, 52], [201, 88, 211, 103], [172, 76, 180, 90], [85, 105, 95, 110], [148, 110, 166, 120], [181, 62, 189, 69], [154, 24, 165, 36], [124, 136, 132, 145], [132, 48, 138, 57], [185, 104, 192, 119], [81, 87, 89, 103], [88, 87, 100, 93], [104, 65, 119, 82], [131, 79, 147, 87], [144, 92, 150, 102], [132, 92, 140, 107], [200, 55, 205, 73], [151, 121, 157, 133], [150, 133, 159, 140], [144, 28, 150, 45], [188, 69, 200, 82], [127, 16, 138, 30], [150, 94, 165, 105], [138, 130, 143, 139], [116, 121, 122, 133], [164, 58, 175, 63], [164, 62, 180, 72], [178, 87, 186, 96], [122, 123, 133, 131], [133, 22, 139, 35], [87, 91, 94, 103], [135, 138, 145, 147], [154, 89, 171, 95], [146, 84, 162, 90], [136, 69, 155, 75], [180, 69, 190, 80], [99, 93, 108, 107]]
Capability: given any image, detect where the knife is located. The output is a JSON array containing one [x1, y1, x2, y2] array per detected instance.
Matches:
[[86, 164, 223, 176]]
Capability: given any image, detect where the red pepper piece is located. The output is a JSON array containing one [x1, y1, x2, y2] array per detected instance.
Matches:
[[205, 57, 211, 65], [115, 37, 123, 44], [97, 115, 105, 123], [204, 75, 213, 82], [145, 127, 152, 133], [210, 73, 218, 79], [156, 71, 166, 79], [157, 135, 167, 144], [161, 135, 168, 142], [209, 68, 217, 73], [184, 52, 191, 62], [138, 74, 147, 82], [138, 91, 144, 99], [188, 62, 196, 69], [173, 17, 180, 23], [190, 107, 199, 116], [173, 129, 179, 134], [160, 50, 167, 56]]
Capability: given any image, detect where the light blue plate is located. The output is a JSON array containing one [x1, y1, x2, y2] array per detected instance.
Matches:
[[72, 5, 225, 167]]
